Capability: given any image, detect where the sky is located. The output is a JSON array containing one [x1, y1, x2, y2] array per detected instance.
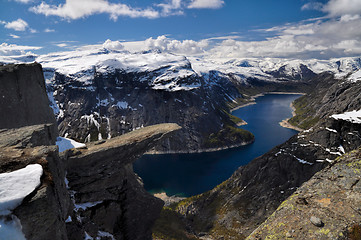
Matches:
[[1, 0, 361, 59]]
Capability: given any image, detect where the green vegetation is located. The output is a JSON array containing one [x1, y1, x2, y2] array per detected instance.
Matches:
[[225, 97, 249, 110], [222, 110, 245, 126], [204, 125, 254, 149], [152, 207, 199, 240], [288, 96, 320, 129]]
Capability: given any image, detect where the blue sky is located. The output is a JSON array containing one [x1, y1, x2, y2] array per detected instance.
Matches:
[[1, 0, 361, 59]]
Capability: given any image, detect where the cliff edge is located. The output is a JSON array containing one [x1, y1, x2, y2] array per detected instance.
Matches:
[[247, 147, 361, 240], [0, 63, 181, 240]]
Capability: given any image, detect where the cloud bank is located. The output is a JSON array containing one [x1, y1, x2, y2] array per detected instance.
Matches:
[[188, 0, 224, 9], [0, 43, 41, 56], [30, 0, 160, 20], [29, 0, 226, 20]]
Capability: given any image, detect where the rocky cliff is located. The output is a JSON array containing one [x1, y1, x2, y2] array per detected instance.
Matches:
[[0, 63, 58, 135], [247, 147, 361, 240], [156, 74, 361, 239], [0, 63, 181, 240]]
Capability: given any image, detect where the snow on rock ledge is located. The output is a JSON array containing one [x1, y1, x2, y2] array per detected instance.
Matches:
[[331, 109, 361, 124], [348, 69, 361, 83], [56, 136, 86, 153], [0, 164, 43, 215]]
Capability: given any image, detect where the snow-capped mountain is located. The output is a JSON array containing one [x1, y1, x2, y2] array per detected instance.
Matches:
[[1, 44, 360, 151]]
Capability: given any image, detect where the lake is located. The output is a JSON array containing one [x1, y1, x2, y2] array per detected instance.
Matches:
[[133, 94, 302, 197]]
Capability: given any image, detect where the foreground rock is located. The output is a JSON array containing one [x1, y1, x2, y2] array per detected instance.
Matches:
[[0, 63, 181, 240], [247, 147, 361, 239], [65, 123, 181, 240], [0, 63, 57, 134], [0, 123, 180, 240]]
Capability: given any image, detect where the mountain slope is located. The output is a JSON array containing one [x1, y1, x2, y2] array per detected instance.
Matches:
[[1, 47, 361, 152], [159, 74, 361, 239]]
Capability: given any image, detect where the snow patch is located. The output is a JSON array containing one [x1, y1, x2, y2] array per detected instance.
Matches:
[[331, 110, 361, 124], [74, 201, 103, 211], [292, 155, 313, 165], [97, 231, 115, 240], [0, 164, 43, 215], [348, 69, 361, 83], [338, 145, 345, 154], [113, 101, 128, 109], [325, 127, 338, 133], [0, 215, 26, 240], [65, 216, 72, 223], [56, 136, 86, 153]]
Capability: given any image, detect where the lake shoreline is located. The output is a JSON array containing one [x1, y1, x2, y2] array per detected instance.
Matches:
[[146, 92, 304, 155], [279, 102, 304, 132], [145, 139, 254, 155], [135, 93, 305, 197], [230, 92, 305, 112]]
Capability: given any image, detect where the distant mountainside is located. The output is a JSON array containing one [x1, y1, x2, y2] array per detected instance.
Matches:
[[156, 70, 361, 239], [1, 49, 361, 152]]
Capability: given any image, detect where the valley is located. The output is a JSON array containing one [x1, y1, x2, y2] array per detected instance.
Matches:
[[0, 48, 360, 240]]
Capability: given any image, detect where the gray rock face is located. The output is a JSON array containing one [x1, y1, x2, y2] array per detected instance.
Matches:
[[247, 147, 361, 239], [0, 123, 181, 240], [0, 125, 71, 240], [0, 63, 57, 133], [0, 63, 182, 240], [171, 74, 361, 239], [65, 124, 181, 240]]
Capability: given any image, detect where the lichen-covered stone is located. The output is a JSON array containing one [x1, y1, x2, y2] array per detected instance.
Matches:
[[246, 148, 361, 240]]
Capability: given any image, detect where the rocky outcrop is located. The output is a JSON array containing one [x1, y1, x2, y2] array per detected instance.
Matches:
[[289, 73, 361, 129], [0, 63, 57, 134], [65, 123, 181, 240], [0, 124, 70, 240], [163, 74, 361, 239], [0, 63, 181, 240], [47, 68, 252, 153], [0, 123, 181, 240], [247, 147, 361, 240]]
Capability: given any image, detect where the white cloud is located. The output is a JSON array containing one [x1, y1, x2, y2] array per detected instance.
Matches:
[[102, 39, 124, 51], [30, 0, 160, 20], [143, 35, 209, 54], [0, 43, 41, 56], [1, 19, 29, 31], [206, 14, 361, 59], [157, 0, 184, 16], [301, 2, 323, 11], [322, 0, 361, 17], [188, 0, 224, 9], [56, 43, 68, 48], [9, 34, 20, 39], [44, 28, 55, 33], [13, 0, 33, 3]]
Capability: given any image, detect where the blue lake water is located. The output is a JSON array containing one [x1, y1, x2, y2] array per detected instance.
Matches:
[[133, 94, 302, 197]]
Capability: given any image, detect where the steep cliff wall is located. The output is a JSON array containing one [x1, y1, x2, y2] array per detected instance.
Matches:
[[0, 63, 181, 240], [0, 63, 57, 135]]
